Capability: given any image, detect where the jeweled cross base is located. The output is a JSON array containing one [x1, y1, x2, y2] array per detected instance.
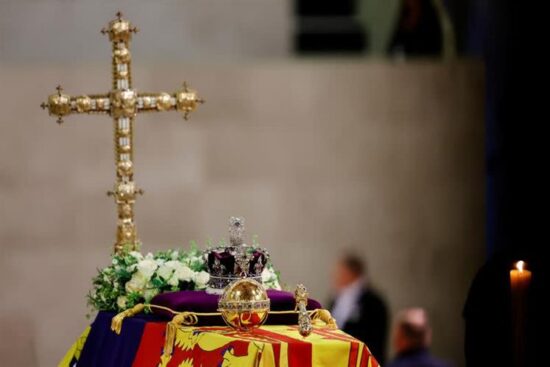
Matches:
[[41, 12, 204, 254]]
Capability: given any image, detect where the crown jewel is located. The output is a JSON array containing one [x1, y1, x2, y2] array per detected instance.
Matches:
[[204, 217, 269, 294]]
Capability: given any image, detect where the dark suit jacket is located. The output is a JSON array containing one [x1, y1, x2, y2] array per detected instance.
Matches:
[[330, 288, 388, 365]]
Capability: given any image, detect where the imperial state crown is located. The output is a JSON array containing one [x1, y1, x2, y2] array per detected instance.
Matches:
[[204, 217, 269, 293]]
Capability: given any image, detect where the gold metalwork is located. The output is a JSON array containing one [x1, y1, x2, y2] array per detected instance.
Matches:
[[110, 300, 335, 357], [110, 89, 137, 118], [310, 309, 338, 328], [218, 278, 270, 331], [110, 303, 145, 334], [156, 92, 172, 111], [75, 95, 92, 113], [41, 12, 204, 254], [295, 284, 313, 337], [176, 82, 204, 120], [117, 160, 133, 176]]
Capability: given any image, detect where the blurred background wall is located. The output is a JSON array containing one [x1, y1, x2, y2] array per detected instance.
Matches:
[[0, 1, 485, 366]]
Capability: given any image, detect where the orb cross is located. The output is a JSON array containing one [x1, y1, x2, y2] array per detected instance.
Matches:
[[41, 13, 204, 254]]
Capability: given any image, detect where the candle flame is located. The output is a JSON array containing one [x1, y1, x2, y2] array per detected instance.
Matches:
[[516, 261, 526, 272]]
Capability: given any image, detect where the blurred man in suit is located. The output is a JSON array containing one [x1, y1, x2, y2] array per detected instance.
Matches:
[[387, 308, 450, 367], [330, 254, 388, 364]]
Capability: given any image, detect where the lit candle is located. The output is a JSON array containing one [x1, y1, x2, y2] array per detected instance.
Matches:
[[510, 261, 532, 293], [510, 261, 531, 367]]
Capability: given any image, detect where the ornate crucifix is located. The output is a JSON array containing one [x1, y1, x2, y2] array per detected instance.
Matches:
[[41, 12, 204, 254]]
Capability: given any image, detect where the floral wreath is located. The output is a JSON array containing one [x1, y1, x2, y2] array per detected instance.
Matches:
[[88, 241, 281, 313]]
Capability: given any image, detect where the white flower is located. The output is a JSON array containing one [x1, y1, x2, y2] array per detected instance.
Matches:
[[261, 266, 281, 290], [129, 251, 144, 261], [117, 296, 128, 309], [193, 271, 210, 288], [261, 268, 273, 283], [167, 274, 180, 287], [171, 251, 179, 260], [154, 260, 184, 286], [136, 259, 158, 279], [166, 260, 183, 269], [125, 272, 147, 293], [157, 264, 174, 280], [174, 265, 194, 282]]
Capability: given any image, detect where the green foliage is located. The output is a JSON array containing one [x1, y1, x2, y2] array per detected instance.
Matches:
[[87, 245, 209, 313]]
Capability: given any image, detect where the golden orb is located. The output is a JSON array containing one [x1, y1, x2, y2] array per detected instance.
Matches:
[[218, 278, 270, 331]]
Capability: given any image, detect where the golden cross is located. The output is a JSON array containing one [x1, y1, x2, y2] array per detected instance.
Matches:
[[41, 13, 204, 254]]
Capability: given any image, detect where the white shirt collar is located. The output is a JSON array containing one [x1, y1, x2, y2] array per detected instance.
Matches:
[[332, 278, 364, 326]]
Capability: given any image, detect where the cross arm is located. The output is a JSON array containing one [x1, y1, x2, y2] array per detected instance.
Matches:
[[136, 82, 204, 120], [41, 86, 110, 124]]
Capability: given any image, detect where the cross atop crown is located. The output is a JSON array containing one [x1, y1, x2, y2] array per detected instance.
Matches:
[[229, 217, 246, 246], [41, 12, 205, 254]]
